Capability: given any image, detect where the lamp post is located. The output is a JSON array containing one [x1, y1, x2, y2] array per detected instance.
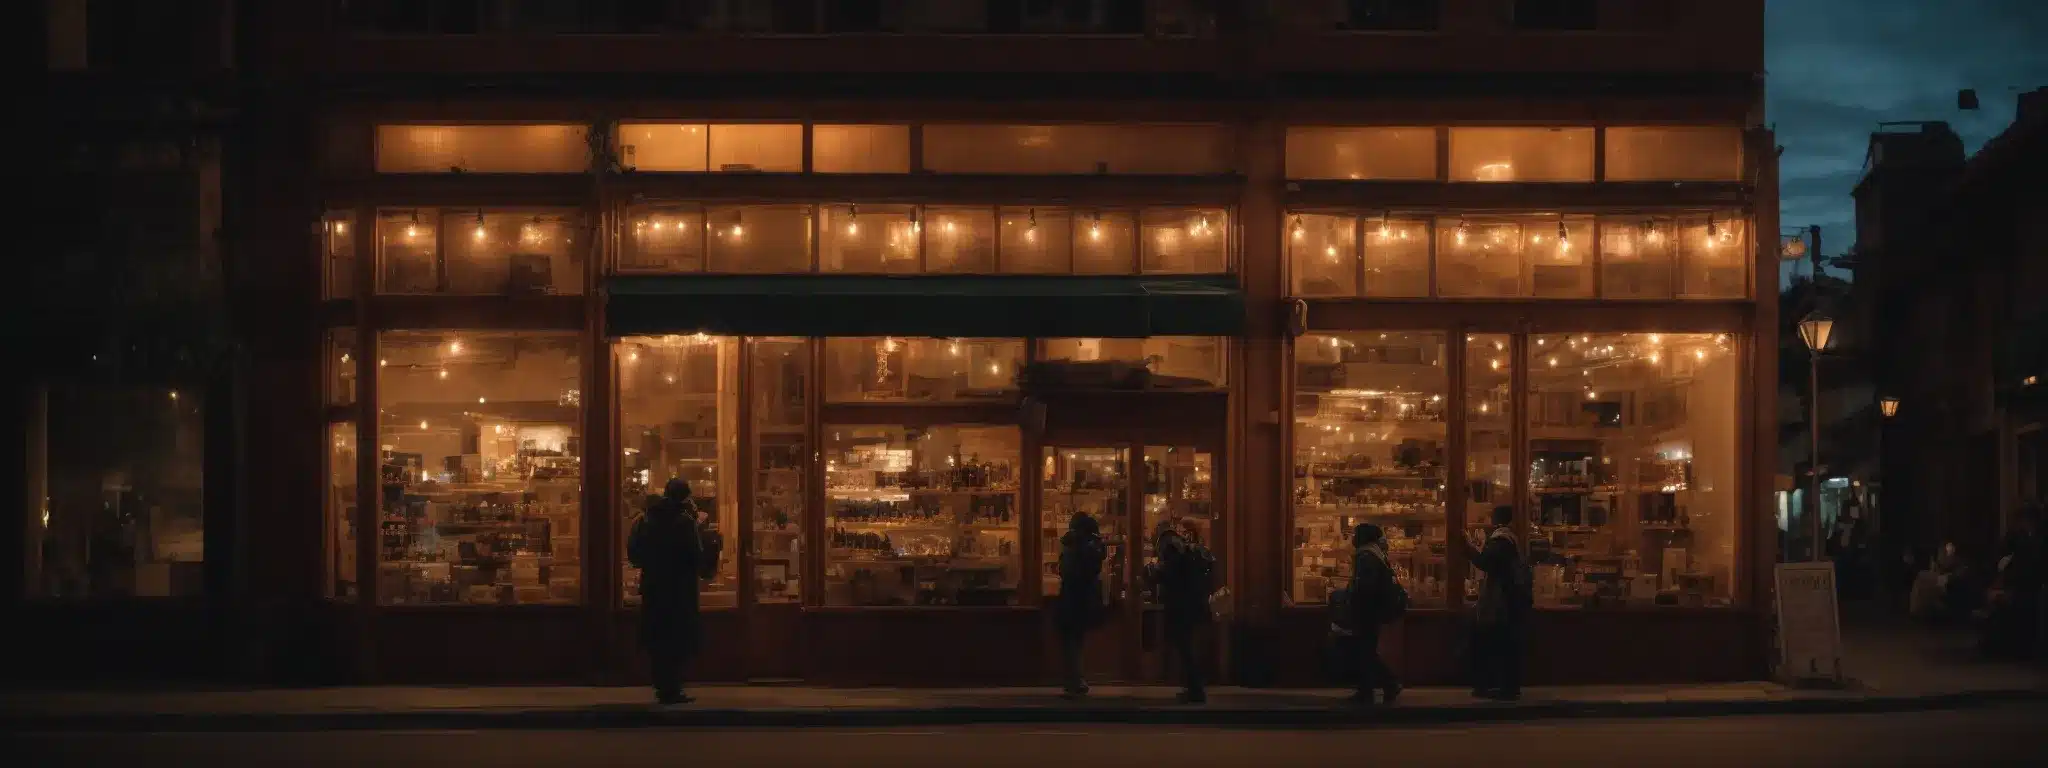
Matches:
[[1879, 396, 1899, 418], [1799, 313, 1835, 562]]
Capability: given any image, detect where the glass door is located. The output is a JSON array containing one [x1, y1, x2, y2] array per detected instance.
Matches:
[[1139, 446, 1219, 604], [1040, 445, 1132, 680]]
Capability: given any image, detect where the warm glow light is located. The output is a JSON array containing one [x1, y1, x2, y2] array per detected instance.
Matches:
[[1586, 391, 1598, 400], [627, 351, 639, 362], [846, 221, 860, 236], [1089, 222, 1103, 241], [943, 220, 957, 235], [419, 420, 429, 430], [1493, 341, 1504, 351], [1489, 359, 1502, 371], [404, 224, 419, 239], [651, 219, 665, 231], [1798, 314, 1835, 352], [1479, 403, 1491, 413], [1324, 245, 1338, 261], [2027, 376, 2041, 387], [1548, 357, 1558, 368], [340, 353, 351, 364], [168, 390, 178, 401], [448, 340, 462, 354], [333, 222, 347, 234], [477, 397, 487, 404], [1694, 349, 1707, 361], [1648, 334, 1662, 344], [663, 374, 676, 384], [1880, 396, 1900, 417], [473, 224, 487, 241], [730, 224, 745, 238], [437, 369, 449, 380], [1649, 352, 1662, 364], [379, 358, 387, 367]]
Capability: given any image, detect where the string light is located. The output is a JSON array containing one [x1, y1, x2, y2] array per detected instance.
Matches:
[[473, 212, 487, 241], [1455, 218, 1470, 247], [845, 205, 860, 236], [379, 358, 387, 367], [1290, 215, 1304, 242], [1089, 212, 1103, 242], [1024, 209, 1038, 244], [419, 420, 429, 430], [437, 369, 449, 380], [333, 221, 347, 234], [448, 340, 462, 354]]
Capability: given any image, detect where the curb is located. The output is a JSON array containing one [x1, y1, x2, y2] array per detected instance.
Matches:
[[6, 689, 2044, 732]]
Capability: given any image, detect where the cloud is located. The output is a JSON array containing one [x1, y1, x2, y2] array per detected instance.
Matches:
[[1766, 0, 2048, 263]]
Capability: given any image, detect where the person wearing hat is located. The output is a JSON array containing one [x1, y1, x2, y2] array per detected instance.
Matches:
[[1348, 522, 1401, 705]]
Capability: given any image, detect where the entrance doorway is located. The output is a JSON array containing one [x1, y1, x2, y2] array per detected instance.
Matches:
[[1039, 439, 1222, 683]]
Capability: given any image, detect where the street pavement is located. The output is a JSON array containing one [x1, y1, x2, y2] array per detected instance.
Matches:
[[18, 704, 2048, 767]]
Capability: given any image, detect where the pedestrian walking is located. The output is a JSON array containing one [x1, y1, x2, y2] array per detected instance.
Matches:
[[626, 478, 715, 705], [1153, 518, 1214, 704], [1054, 513, 1108, 697], [1347, 523, 1404, 705], [1459, 505, 1530, 701]]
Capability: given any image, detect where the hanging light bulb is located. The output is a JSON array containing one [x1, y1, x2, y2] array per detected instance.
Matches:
[[1089, 212, 1103, 242], [1024, 209, 1039, 244], [333, 221, 347, 235], [1479, 402, 1491, 414], [437, 369, 449, 380], [845, 205, 859, 236], [1290, 215, 1304, 242], [1455, 218, 1470, 247], [1704, 215, 1720, 248], [1377, 214, 1392, 240], [419, 420, 429, 430], [472, 211, 487, 241]]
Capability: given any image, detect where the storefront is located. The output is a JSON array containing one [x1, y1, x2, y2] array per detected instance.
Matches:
[[291, 118, 1778, 686]]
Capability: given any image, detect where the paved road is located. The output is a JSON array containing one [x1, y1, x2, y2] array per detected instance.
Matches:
[[20, 705, 2048, 767]]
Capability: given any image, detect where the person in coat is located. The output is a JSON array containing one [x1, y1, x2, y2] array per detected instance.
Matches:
[[1458, 504, 1530, 701], [627, 478, 706, 705], [1054, 513, 1107, 697], [1348, 523, 1402, 705], [1154, 518, 1210, 703]]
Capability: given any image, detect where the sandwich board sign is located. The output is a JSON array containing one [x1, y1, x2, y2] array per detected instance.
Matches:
[[1773, 561, 1844, 684]]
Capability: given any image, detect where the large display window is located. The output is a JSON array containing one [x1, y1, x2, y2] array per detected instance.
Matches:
[[617, 334, 741, 608], [377, 208, 586, 295], [1525, 332, 1739, 608], [749, 338, 810, 604], [823, 425, 1023, 606], [1435, 215, 1594, 298], [1291, 332, 1449, 607], [328, 422, 358, 601], [1036, 337, 1226, 390], [374, 331, 583, 606]]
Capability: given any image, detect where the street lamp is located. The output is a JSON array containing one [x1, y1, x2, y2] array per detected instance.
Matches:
[[1799, 312, 1833, 562], [1879, 396, 1899, 418]]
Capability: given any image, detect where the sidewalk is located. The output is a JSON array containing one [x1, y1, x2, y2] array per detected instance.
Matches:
[[7, 611, 2041, 732]]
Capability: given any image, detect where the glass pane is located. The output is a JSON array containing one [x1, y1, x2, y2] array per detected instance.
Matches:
[[375, 331, 583, 605], [32, 386, 208, 598], [1449, 127, 1595, 182], [1292, 332, 1449, 607], [1141, 208, 1227, 273], [1041, 447, 1130, 601], [377, 209, 438, 293], [618, 334, 740, 609], [1525, 216, 1594, 299], [622, 204, 706, 272], [1362, 217, 1430, 297], [1285, 127, 1438, 180], [824, 425, 1023, 606], [1071, 210, 1137, 275], [1290, 213, 1358, 297], [376, 124, 589, 173], [1679, 213, 1750, 298], [824, 337, 1023, 402], [442, 210, 585, 295], [813, 124, 912, 173], [329, 422, 358, 601], [328, 328, 358, 407], [750, 338, 809, 604], [1435, 217, 1521, 297], [1141, 446, 1217, 605], [999, 207, 1073, 274], [922, 124, 1233, 175], [708, 124, 804, 173], [1525, 333, 1741, 609], [1604, 127, 1744, 182], [1463, 333, 1512, 608], [1036, 337, 1226, 389], [1599, 216, 1678, 299], [925, 206, 996, 273], [619, 123, 709, 172], [707, 204, 812, 273], [324, 211, 356, 299], [820, 204, 920, 273]]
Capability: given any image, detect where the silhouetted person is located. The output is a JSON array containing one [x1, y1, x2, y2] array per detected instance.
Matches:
[[1153, 519, 1213, 704], [1055, 513, 1107, 697], [628, 478, 708, 705], [1460, 505, 1530, 700], [1347, 523, 1402, 705]]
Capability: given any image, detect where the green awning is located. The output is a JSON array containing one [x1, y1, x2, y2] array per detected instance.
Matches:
[[606, 275, 1241, 338]]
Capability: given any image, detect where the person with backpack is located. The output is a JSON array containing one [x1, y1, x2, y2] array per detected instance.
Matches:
[[1153, 518, 1213, 704], [1347, 523, 1404, 705], [1054, 513, 1108, 698], [626, 478, 717, 706], [1460, 504, 1531, 701]]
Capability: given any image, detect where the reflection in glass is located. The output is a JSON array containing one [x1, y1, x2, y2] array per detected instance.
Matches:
[[1289, 213, 1358, 297], [1525, 333, 1740, 608], [824, 425, 1022, 606], [443, 210, 585, 295], [622, 205, 707, 272], [32, 386, 208, 598], [1141, 446, 1217, 605], [1141, 208, 1227, 273], [374, 331, 582, 605], [329, 422, 358, 600], [325, 211, 356, 298], [1463, 334, 1512, 607], [1292, 332, 1448, 606], [328, 328, 358, 407], [824, 337, 1023, 402], [618, 334, 739, 608]]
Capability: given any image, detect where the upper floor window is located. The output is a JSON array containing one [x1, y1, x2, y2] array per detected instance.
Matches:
[[1512, 0, 1597, 31], [1448, 127, 1594, 182], [921, 125, 1233, 175], [619, 202, 1230, 275], [1286, 127, 1438, 180], [375, 125, 589, 174], [813, 125, 912, 173], [618, 123, 803, 173], [1604, 127, 1745, 182], [378, 208, 586, 294]]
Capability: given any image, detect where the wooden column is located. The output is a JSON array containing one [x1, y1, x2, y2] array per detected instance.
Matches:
[[1234, 115, 1286, 684]]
